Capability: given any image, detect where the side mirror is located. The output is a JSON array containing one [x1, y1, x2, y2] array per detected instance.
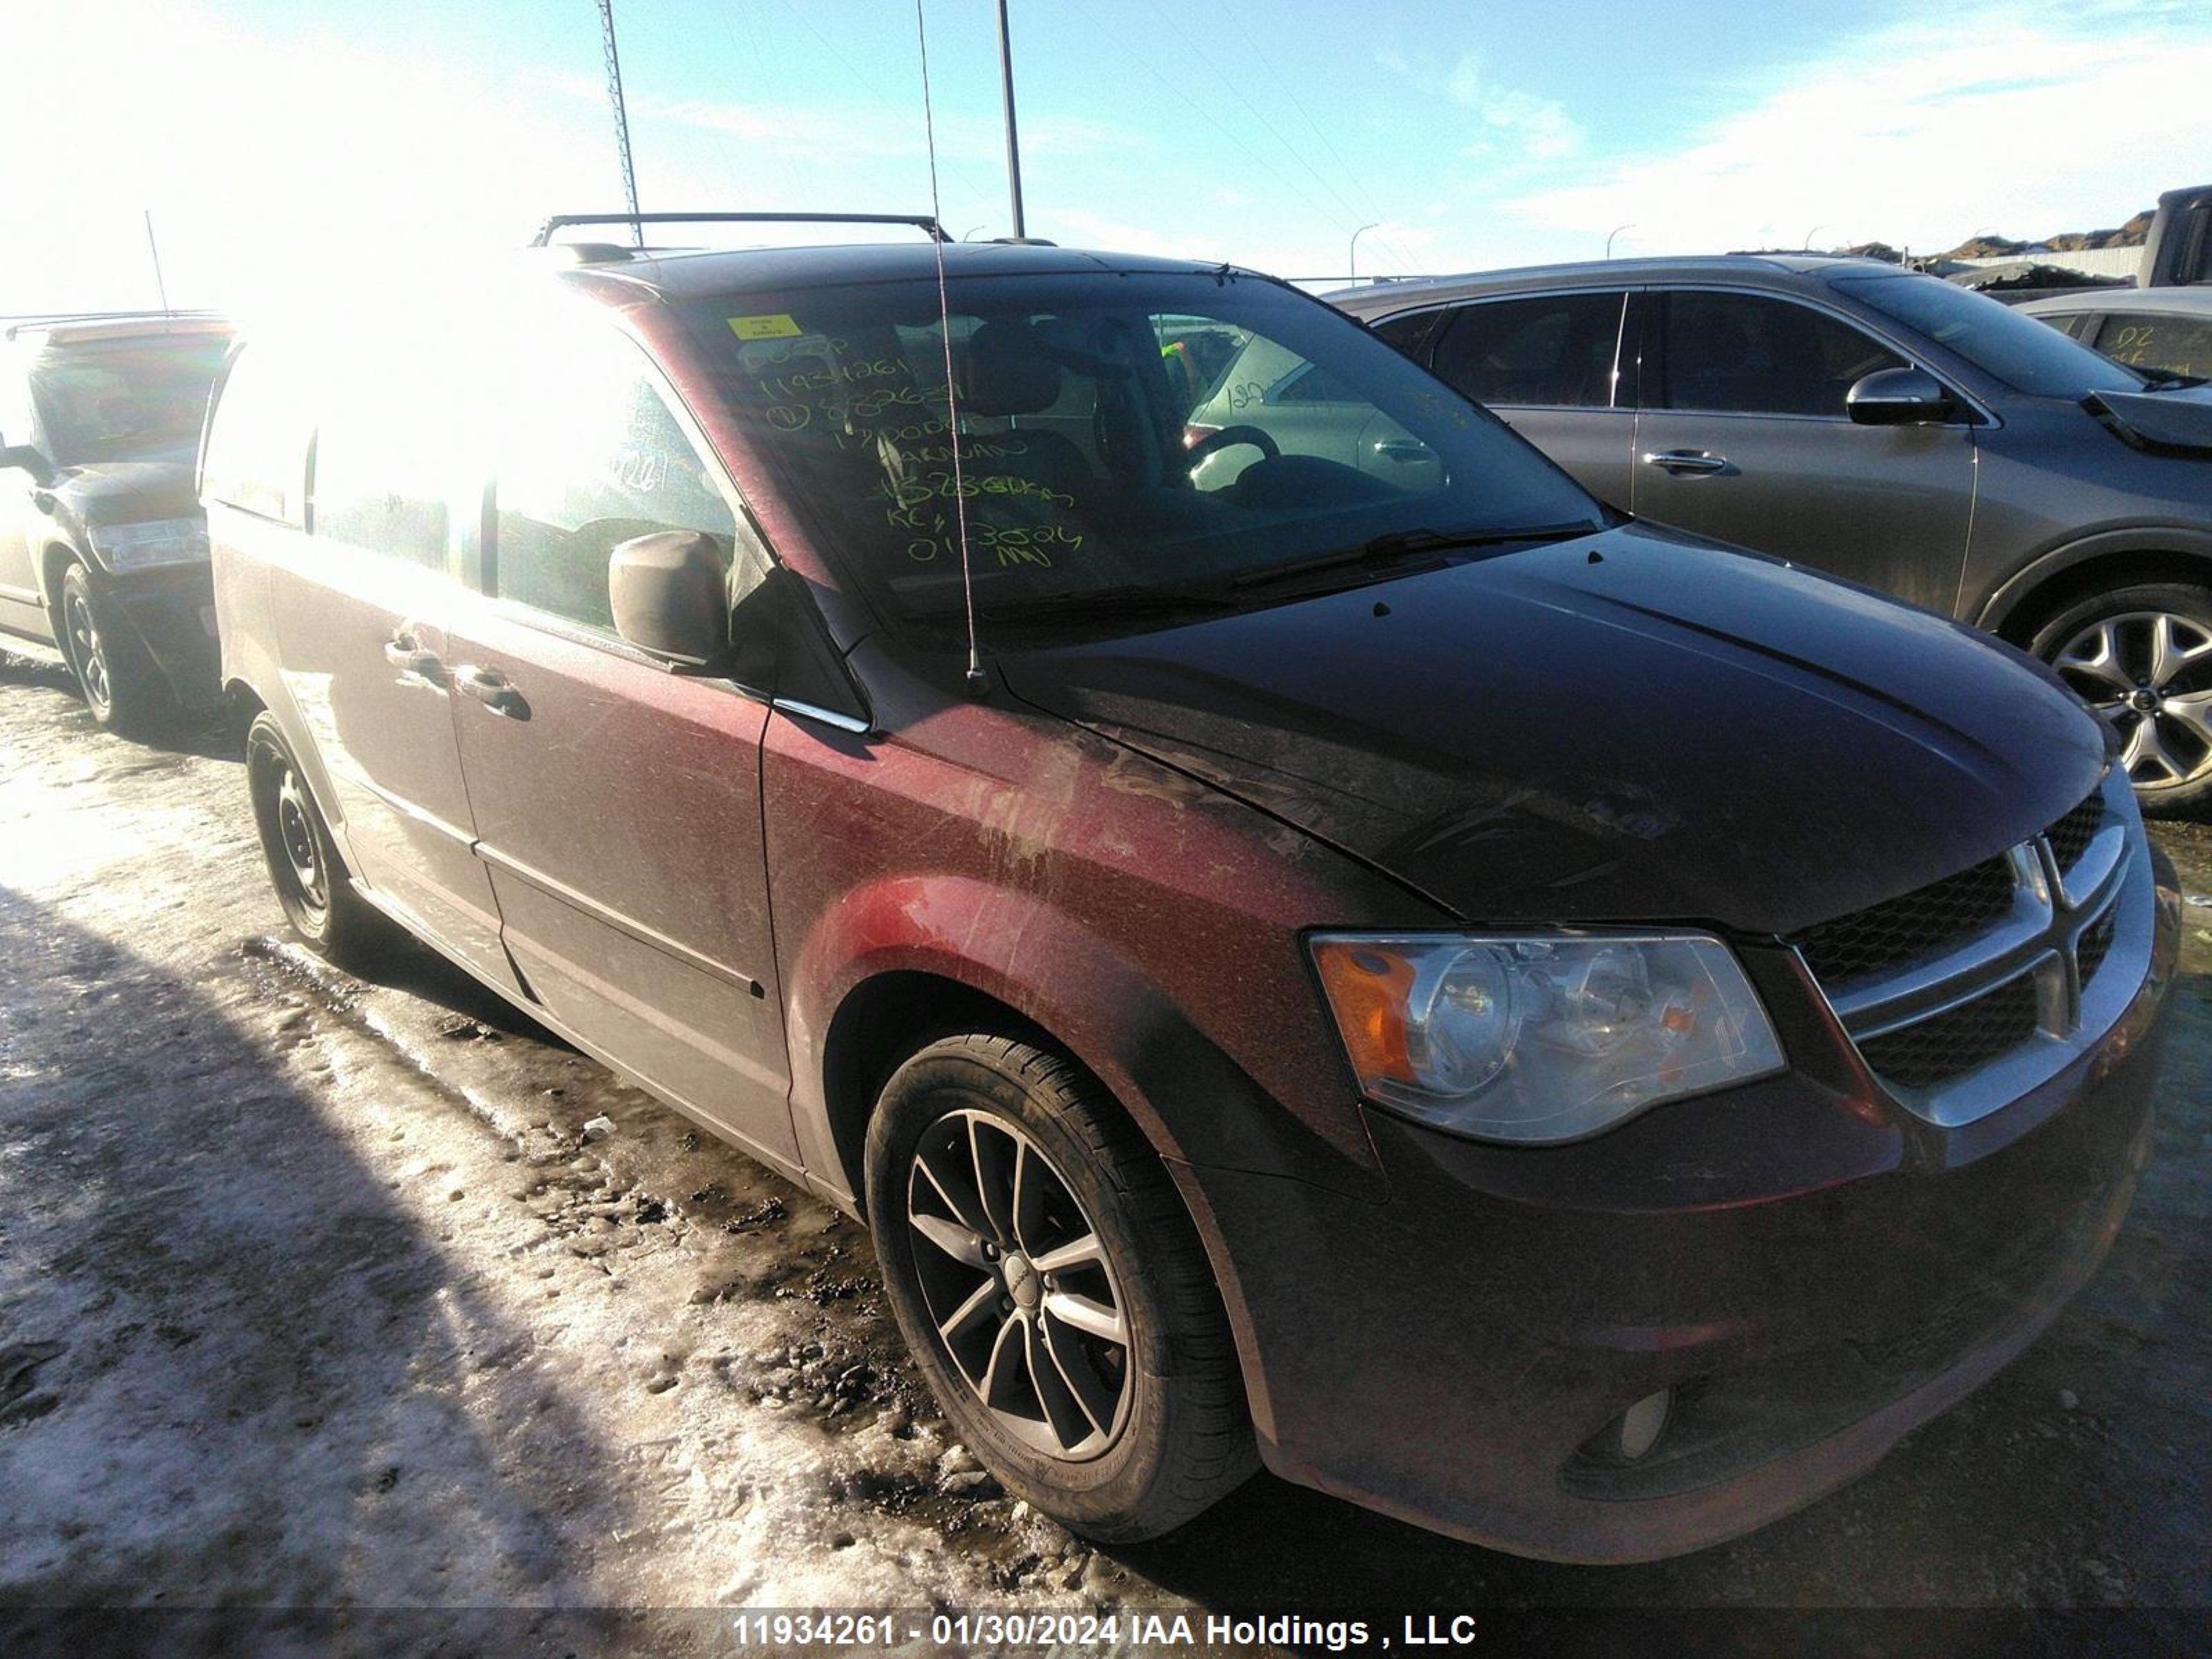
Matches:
[[1846, 366, 1959, 427], [0, 442, 54, 485], [609, 530, 729, 666]]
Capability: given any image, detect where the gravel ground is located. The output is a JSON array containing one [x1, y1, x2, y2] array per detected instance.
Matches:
[[1, 647, 2207, 1647]]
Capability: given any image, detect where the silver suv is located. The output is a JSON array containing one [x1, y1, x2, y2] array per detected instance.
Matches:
[[1331, 258, 2212, 812]]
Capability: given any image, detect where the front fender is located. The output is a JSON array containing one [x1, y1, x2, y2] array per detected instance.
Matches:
[[784, 870, 1385, 1201]]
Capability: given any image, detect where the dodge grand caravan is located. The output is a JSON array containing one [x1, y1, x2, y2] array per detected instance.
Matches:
[[204, 235, 2179, 1562]]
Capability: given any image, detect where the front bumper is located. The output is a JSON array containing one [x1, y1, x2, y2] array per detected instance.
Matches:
[[1177, 847, 2180, 1564], [104, 562, 219, 709]]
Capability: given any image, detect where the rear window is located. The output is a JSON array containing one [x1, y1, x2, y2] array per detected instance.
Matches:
[[31, 337, 230, 465], [310, 366, 453, 569], [2094, 312, 2212, 380], [202, 344, 311, 526], [1429, 292, 1626, 409], [1834, 272, 2144, 398]]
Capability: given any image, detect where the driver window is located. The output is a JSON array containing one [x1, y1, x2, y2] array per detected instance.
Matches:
[[1658, 291, 1904, 418], [491, 332, 738, 635], [1181, 330, 1438, 491]]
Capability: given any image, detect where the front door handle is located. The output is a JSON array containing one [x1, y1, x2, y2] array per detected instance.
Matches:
[[1371, 438, 1434, 463], [1642, 449, 1731, 476], [451, 664, 527, 719], [383, 635, 446, 685]]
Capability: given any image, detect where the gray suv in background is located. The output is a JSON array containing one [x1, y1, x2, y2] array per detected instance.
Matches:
[[1330, 259, 2212, 812]]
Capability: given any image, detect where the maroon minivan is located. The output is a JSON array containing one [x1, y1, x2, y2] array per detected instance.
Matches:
[[203, 234, 2179, 1562]]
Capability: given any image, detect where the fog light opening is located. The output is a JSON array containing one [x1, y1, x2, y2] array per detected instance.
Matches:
[[1613, 1388, 1673, 1463]]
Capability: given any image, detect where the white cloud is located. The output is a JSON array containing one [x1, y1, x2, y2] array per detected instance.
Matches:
[[1503, 4, 2212, 255], [1445, 57, 1584, 161], [1374, 44, 1584, 167]]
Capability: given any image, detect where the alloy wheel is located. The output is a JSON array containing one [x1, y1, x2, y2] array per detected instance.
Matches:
[[64, 589, 111, 716], [2053, 610, 2212, 792], [905, 1109, 1132, 1461]]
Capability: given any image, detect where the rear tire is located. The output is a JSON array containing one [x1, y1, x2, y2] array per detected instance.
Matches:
[[59, 562, 169, 737], [245, 711, 393, 967], [2032, 581, 2212, 816], [865, 1033, 1256, 1541]]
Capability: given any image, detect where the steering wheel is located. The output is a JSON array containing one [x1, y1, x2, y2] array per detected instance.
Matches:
[[1183, 424, 1282, 471]]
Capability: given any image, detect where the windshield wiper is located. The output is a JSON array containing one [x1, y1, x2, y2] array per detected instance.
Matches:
[[1227, 521, 1599, 593]]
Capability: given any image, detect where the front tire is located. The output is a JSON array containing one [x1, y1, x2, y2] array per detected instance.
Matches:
[[2033, 582, 2212, 816], [245, 712, 392, 967], [865, 1033, 1255, 1541], [59, 562, 168, 736]]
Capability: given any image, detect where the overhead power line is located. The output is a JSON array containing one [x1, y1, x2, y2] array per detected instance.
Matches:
[[1217, 0, 1422, 276]]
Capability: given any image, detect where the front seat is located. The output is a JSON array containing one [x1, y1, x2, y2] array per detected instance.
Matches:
[[955, 318, 1094, 497]]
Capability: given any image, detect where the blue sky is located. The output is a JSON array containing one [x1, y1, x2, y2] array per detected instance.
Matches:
[[5, 0, 2208, 315]]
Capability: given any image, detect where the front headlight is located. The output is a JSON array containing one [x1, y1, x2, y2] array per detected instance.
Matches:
[[88, 517, 209, 570], [1310, 932, 1784, 1144]]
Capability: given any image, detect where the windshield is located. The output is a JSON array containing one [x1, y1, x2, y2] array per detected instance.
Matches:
[[30, 337, 232, 464], [1831, 272, 2144, 400], [678, 272, 1602, 639]]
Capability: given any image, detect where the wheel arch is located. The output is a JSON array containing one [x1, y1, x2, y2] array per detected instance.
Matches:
[[818, 971, 1057, 1212], [38, 540, 81, 620], [807, 948, 1287, 1452], [1974, 529, 2212, 646]]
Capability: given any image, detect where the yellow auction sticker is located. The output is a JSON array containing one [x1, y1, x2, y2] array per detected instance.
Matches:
[[729, 314, 803, 340]]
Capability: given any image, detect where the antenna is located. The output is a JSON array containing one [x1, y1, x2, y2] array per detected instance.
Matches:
[[597, 0, 642, 247], [914, 0, 986, 697], [143, 209, 171, 315]]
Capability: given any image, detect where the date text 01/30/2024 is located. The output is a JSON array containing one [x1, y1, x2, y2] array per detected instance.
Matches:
[[723, 1612, 1481, 1651]]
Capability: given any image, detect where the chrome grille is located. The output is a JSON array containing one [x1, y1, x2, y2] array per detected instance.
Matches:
[[1791, 776, 2144, 1127], [2077, 908, 2118, 987], [1793, 856, 2015, 985], [1855, 973, 2040, 1089], [2045, 791, 2107, 873]]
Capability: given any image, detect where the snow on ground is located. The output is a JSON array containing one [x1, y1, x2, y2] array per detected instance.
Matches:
[[2, 647, 2209, 1647], [0, 657, 1131, 1631]]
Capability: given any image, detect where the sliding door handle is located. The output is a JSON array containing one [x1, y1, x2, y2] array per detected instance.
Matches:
[[451, 664, 527, 719]]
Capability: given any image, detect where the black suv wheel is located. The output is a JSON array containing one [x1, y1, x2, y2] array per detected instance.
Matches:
[[58, 562, 167, 736]]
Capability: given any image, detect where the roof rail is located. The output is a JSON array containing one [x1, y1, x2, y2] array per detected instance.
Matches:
[[529, 211, 948, 248], [4, 308, 225, 328], [4, 310, 231, 344]]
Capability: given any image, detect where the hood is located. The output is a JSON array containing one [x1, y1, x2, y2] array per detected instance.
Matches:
[[50, 458, 202, 527], [998, 524, 2106, 936], [2086, 384, 2212, 456]]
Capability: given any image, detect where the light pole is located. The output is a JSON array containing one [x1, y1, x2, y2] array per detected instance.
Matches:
[[1803, 224, 1826, 252], [1605, 223, 1635, 259], [1349, 223, 1378, 283], [996, 0, 1027, 239]]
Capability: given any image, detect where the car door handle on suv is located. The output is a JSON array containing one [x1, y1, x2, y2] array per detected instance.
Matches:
[[1642, 449, 1732, 477], [451, 664, 528, 719], [383, 632, 447, 686], [1371, 438, 1435, 464]]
